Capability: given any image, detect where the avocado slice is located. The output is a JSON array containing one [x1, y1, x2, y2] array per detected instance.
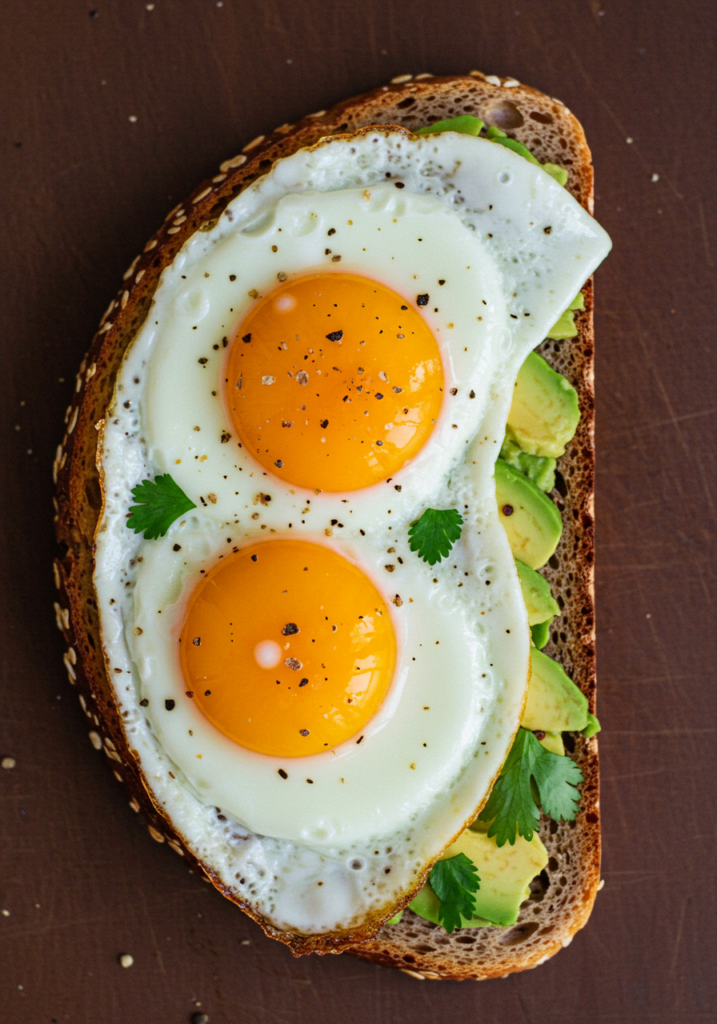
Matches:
[[537, 731, 565, 756], [506, 351, 580, 458], [515, 559, 560, 626], [416, 115, 485, 136], [500, 436, 556, 492], [496, 458, 562, 569], [484, 126, 569, 186], [582, 711, 601, 738], [522, 648, 589, 732], [530, 620, 551, 649], [409, 827, 548, 929], [547, 292, 585, 340]]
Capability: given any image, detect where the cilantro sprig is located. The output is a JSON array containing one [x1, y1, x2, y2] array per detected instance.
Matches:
[[408, 508, 464, 566], [429, 853, 480, 933], [478, 728, 583, 846], [126, 474, 197, 539]]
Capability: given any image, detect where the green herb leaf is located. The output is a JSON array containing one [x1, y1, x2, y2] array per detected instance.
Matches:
[[408, 508, 464, 566], [429, 853, 480, 933], [416, 115, 485, 137], [478, 728, 583, 846], [126, 474, 197, 539]]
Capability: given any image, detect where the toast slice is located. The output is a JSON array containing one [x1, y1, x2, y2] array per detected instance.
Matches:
[[53, 72, 601, 979]]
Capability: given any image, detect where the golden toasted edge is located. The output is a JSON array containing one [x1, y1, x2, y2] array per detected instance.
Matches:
[[53, 72, 600, 966]]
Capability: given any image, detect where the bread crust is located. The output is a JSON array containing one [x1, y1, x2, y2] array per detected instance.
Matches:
[[53, 72, 601, 977]]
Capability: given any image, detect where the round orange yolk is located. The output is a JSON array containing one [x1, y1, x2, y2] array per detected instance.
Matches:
[[179, 539, 397, 758], [225, 273, 444, 492]]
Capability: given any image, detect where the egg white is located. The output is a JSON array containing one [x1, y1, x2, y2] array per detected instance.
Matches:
[[95, 130, 611, 935]]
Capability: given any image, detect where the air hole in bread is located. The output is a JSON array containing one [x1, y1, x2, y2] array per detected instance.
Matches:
[[530, 110, 554, 124], [396, 97, 416, 109], [499, 921, 539, 946], [483, 99, 524, 129], [85, 473, 102, 511]]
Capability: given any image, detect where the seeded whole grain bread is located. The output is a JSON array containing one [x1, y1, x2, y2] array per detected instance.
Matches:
[[53, 71, 601, 980]]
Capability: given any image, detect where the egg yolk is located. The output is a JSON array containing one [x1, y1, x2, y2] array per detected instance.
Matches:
[[226, 273, 444, 492], [179, 540, 396, 758]]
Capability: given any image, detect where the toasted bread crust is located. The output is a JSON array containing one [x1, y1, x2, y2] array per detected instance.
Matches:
[[53, 72, 600, 976]]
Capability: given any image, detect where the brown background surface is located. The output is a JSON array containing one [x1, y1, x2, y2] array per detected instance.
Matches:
[[1, 0, 715, 1021]]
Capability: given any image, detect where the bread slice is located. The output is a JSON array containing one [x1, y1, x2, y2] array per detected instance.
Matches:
[[53, 72, 601, 980]]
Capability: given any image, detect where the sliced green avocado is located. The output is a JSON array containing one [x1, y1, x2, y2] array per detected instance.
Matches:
[[530, 620, 551, 649], [522, 648, 589, 732], [409, 828, 548, 929], [495, 458, 562, 570], [500, 437, 556, 492], [506, 351, 580, 459], [515, 559, 560, 626], [484, 126, 569, 186], [547, 292, 585, 341], [416, 115, 485, 136], [583, 711, 602, 738], [537, 731, 565, 756], [386, 910, 404, 925]]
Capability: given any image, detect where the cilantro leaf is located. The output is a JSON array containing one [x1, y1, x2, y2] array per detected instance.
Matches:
[[429, 853, 480, 933], [478, 728, 583, 847], [126, 474, 197, 539], [408, 508, 464, 566]]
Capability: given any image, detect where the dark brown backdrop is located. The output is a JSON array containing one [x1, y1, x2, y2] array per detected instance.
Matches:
[[1, 1, 715, 1021]]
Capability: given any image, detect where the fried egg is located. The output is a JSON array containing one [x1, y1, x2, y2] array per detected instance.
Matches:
[[95, 130, 611, 937]]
